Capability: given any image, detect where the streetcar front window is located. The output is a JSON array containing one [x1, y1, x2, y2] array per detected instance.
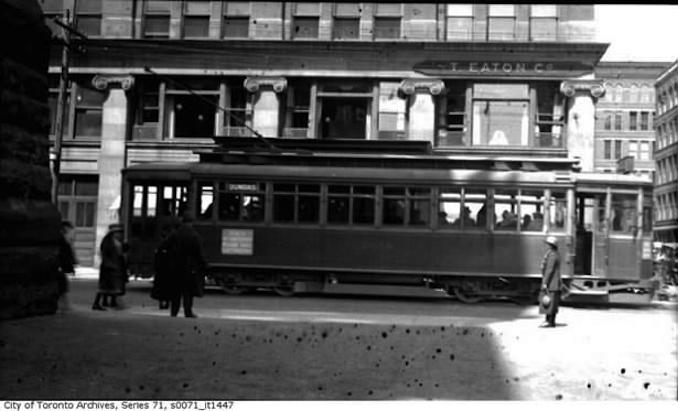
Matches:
[[611, 194, 637, 234]]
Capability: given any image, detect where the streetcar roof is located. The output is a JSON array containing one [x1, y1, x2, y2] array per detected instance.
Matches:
[[572, 172, 653, 188], [123, 161, 570, 186]]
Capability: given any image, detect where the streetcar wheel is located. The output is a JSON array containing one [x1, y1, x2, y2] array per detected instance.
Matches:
[[273, 284, 295, 297], [452, 285, 482, 303], [221, 284, 247, 295]]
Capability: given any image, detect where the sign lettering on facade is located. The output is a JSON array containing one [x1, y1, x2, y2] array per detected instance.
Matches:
[[221, 229, 254, 255], [414, 61, 590, 78]]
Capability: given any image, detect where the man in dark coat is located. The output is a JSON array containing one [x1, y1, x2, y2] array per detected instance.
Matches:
[[165, 212, 206, 318], [539, 235, 562, 327], [151, 223, 176, 309], [92, 224, 128, 311], [57, 220, 77, 312]]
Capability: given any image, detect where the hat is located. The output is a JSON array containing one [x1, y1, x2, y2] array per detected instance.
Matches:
[[108, 223, 123, 232], [545, 235, 557, 246]]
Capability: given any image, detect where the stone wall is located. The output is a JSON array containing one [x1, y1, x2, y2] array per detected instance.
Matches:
[[0, 0, 62, 319]]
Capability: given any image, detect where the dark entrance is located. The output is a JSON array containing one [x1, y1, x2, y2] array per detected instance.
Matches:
[[320, 97, 368, 139]]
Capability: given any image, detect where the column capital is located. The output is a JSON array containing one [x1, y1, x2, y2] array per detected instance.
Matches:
[[560, 79, 605, 99], [244, 77, 287, 93], [398, 79, 445, 96], [92, 75, 135, 91]]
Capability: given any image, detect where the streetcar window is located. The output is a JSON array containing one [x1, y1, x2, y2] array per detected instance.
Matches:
[[197, 183, 214, 220], [408, 187, 430, 226], [328, 185, 350, 224], [133, 185, 144, 217], [273, 183, 320, 223], [383, 186, 405, 225], [548, 191, 566, 232], [219, 192, 241, 220], [218, 182, 265, 222], [438, 188, 461, 229], [611, 194, 637, 234], [273, 183, 295, 222], [519, 190, 544, 232], [465, 189, 488, 229], [352, 185, 376, 225], [242, 194, 264, 222], [495, 189, 518, 231], [159, 185, 187, 217], [147, 186, 158, 217], [298, 184, 320, 223]]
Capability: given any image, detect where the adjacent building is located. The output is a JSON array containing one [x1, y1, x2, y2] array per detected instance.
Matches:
[[654, 60, 678, 244], [593, 62, 668, 176], [39, 1, 606, 265]]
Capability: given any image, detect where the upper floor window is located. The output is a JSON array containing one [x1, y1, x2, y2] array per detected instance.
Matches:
[[183, 1, 211, 38], [223, 1, 250, 38], [333, 3, 361, 40], [143, 0, 171, 38], [530, 5, 557, 41], [614, 111, 622, 130], [446, 4, 474, 41], [488, 4, 515, 41], [292, 3, 320, 39], [164, 77, 219, 138], [629, 111, 638, 131], [603, 111, 612, 130], [374, 4, 401, 39], [640, 111, 650, 131], [75, 0, 102, 37], [74, 80, 106, 138], [604, 139, 623, 160], [282, 80, 312, 137], [472, 84, 529, 146]]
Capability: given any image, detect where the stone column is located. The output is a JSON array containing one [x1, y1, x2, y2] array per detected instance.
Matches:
[[92, 75, 134, 266], [244, 77, 287, 138], [560, 80, 605, 172], [398, 79, 445, 143]]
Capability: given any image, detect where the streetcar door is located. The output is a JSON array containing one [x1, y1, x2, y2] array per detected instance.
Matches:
[[575, 192, 608, 276], [608, 190, 643, 280], [128, 183, 188, 277]]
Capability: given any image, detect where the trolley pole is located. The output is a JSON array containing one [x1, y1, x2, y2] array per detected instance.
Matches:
[[51, 8, 71, 204]]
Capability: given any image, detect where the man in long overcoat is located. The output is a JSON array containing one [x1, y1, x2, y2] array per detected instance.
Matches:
[[92, 224, 128, 311], [539, 235, 562, 327], [165, 212, 206, 318]]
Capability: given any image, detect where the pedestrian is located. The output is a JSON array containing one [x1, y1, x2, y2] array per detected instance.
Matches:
[[151, 224, 175, 310], [92, 223, 128, 311], [57, 220, 77, 312], [539, 235, 561, 327], [165, 212, 206, 318]]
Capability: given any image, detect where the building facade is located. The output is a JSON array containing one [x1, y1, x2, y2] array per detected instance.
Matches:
[[654, 60, 678, 244], [593, 62, 668, 176], [40, 1, 606, 265]]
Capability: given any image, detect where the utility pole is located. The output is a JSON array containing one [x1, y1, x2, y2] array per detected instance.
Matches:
[[51, 8, 71, 204]]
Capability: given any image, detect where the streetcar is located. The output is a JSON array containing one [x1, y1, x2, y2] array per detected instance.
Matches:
[[121, 137, 656, 303]]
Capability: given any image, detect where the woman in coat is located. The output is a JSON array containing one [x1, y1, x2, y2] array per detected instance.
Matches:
[[92, 224, 128, 311], [539, 235, 562, 327]]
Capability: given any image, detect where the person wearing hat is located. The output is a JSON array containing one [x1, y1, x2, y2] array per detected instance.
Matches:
[[92, 223, 128, 311], [539, 235, 562, 327]]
